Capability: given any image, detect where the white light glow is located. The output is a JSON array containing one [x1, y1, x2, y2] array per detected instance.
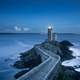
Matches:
[[48, 25, 52, 29]]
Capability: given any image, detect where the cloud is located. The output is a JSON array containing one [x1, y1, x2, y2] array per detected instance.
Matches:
[[23, 27, 30, 32], [14, 26, 21, 31], [14, 25, 30, 32]]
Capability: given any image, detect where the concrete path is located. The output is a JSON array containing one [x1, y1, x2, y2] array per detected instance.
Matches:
[[17, 46, 60, 80]]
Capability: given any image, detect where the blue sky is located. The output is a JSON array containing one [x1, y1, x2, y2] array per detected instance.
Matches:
[[0, 0, 80, 33]]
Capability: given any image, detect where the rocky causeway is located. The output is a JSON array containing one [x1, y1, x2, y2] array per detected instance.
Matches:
[[12, 39, 80, 80]]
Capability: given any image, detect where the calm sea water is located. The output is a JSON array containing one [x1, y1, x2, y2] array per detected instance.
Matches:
[[0, 33, 80, 80]]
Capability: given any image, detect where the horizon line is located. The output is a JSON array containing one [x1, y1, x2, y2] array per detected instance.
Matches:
[[0, 32, 80, 35]]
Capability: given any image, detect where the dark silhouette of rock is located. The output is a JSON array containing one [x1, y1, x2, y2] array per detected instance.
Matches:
[[57, 66, 80, 80], [13, 61, 27, 69], [13, 39, 78, 80], [63, 69, 79, 80], [59, 40, 74, 61], [14, 69, 31, 79], [13, 48, 42, 69], [13, 48, 42, 79], [60, 40, 73, 47]]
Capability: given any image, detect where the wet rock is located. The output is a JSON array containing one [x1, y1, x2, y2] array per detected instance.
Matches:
[[63, 69, 79, 80], [13, 48, 42, 69], [57, 66, 80, 80], [59, 40, 74, 61], [60, 40, 73, 47], [14, 69, 31, 79]]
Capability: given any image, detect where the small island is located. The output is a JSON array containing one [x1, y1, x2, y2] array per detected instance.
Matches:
[[13, 25, 80, 80]]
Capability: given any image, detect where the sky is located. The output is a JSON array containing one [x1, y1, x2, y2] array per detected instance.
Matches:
[[0, 0, 80, 33]]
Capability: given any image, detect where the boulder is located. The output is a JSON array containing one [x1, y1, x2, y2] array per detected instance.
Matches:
[[14, 69, 31, 79], [59, 40, 74, 61], [63, 69, 79, 80], [13, 48, 42, 69], [60, 40, 73, 47], [13, 61, 27, 69], [57, 66, 80, 80]]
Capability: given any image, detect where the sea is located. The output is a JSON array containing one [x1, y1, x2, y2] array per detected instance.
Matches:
[[0, 33, 80, 80]]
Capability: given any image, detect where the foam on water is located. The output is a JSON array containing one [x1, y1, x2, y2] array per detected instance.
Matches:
[[62, 42, 80, 72], [75, 68, 80, 72], [0, 41, 33, 58], [62, 58, 80, 67], [69, 47, 80, 57]]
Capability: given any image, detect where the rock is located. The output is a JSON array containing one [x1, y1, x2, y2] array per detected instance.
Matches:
[[57, 66, 80, 80], [14, 48, 42, 79], [60, 40, 73, 47], [13, 61, 27, 69], [13, 39, 75, 80], [41, 40, 60, 54], [14, 69, 31, 79], [63, 69, 79, 80], [13, 48, 42, 69], [59, 40, 74, 61]]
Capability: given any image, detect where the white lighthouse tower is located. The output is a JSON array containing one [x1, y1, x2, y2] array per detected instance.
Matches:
[[48, 25, 53, 42], [48, 25, 56, 42]]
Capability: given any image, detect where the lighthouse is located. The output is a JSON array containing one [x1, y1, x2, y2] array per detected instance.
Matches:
[[48, 24, 56, 42], [48, 25, 53, 42]]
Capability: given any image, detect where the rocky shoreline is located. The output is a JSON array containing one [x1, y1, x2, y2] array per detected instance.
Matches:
[[13, 40, 80, 80], [13, 48, 42, 79], [56, 41, 80, 80]]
